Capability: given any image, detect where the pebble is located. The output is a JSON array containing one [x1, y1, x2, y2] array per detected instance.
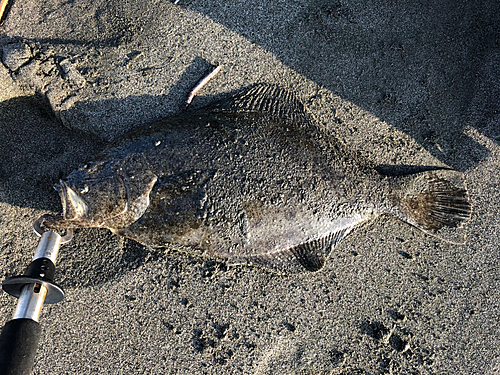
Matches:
[[2, 43, 32, 71], [59, 58, 86, 88]]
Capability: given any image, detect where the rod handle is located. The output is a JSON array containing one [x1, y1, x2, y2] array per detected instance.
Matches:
[[0, 319, 41, 375]]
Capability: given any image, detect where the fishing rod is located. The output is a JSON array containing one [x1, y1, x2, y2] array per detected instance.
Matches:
[[0, 216, 72, 375]]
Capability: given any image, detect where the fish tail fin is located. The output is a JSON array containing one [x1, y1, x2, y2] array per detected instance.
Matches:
[[390, 169, 472, 244]]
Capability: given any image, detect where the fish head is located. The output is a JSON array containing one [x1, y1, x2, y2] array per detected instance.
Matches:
[[45, 159, 157, 231]]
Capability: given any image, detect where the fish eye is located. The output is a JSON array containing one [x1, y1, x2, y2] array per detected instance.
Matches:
[[80, 184, 89, 194], [86, 161, 106, 175]]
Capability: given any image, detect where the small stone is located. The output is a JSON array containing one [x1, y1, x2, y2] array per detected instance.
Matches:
[[360, 320, 389, 340], [397, 250, 412, 259], [282, 321, 296, 332], [389, 334, 406, 352], [59, 58, 86, 88], [2, 43, 32, 71], [388, 309, 405, 321]]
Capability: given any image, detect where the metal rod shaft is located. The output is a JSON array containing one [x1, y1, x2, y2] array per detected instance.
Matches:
[[33, 231, 62, 264], [12, 284, 48, 322]]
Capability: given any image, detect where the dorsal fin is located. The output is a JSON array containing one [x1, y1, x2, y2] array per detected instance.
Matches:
[[244, 227, 354, 273], [209, 84, 311, 126], [208, 84, 375, 171]]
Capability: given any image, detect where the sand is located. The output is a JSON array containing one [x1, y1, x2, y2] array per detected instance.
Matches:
[[1, 0, 499, 373]]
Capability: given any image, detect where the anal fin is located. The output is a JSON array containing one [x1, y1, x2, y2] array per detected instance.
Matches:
[[246, 226, 355, 273]]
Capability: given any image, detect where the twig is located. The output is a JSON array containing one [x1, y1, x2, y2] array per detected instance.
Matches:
[[185, 65, 222, 108], [0, 0, 9, 24]]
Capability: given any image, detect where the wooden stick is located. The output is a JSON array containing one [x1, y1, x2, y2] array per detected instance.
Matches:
[[185, 65, 221, 108], [0, 0, 9, 24]]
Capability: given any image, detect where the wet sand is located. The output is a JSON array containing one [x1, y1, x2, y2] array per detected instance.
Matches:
[[1, 0, 499, 373]]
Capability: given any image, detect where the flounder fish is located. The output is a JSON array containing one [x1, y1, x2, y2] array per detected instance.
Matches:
[[44, 84, 472, 273]]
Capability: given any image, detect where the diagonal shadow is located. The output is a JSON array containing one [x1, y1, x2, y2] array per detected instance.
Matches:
[[178, 0, 499, 171], [2, 0, 498, 172]]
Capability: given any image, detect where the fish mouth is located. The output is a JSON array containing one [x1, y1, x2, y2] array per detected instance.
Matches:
[[55, 180, 88, 220]]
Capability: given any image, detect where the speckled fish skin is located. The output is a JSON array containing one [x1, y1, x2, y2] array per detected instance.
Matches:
[[45, 85, 471, 273]]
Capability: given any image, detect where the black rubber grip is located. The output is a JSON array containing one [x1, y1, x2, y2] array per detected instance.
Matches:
[[0, 319, 41, 375]]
